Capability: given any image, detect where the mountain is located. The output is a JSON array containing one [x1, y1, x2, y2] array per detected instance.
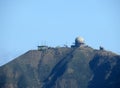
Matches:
[[0, 46, 120, 88]]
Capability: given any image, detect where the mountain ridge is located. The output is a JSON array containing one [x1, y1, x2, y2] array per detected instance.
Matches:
[[0, 46, 120, 88]]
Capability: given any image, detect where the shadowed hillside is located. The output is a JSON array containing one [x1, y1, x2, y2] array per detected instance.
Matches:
[[88, 51, 120, 88], [0, 45, 120, 88]]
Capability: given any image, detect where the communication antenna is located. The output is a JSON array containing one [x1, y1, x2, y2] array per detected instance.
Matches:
[[64, 41, 68, 47], [41, 40, 47, 46]]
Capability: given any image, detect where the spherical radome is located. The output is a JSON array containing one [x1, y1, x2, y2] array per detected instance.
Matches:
[[75, 36, 84, 43]]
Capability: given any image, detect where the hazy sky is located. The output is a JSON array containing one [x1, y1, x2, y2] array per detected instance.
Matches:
[[0, 0, 120, 66]]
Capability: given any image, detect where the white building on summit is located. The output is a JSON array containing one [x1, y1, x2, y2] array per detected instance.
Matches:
[[71, 36, 85, 47], [75, 36, 84, 47]]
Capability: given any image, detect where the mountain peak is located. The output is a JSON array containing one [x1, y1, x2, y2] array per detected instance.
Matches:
[[0, 40, 120, 88]]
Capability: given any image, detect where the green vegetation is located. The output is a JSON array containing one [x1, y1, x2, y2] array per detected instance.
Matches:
[[0, 46, 119, 88]]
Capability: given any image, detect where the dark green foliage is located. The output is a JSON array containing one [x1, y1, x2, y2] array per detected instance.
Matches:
[[17, 75, 27, 88], [0, 75, 6, 88], [88, 54, 120, 88]]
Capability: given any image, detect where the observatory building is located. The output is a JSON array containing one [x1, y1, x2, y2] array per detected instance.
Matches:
[[38, 45, 48, 51], [75, 36, 84, 47], [71, 36, 85, 47]]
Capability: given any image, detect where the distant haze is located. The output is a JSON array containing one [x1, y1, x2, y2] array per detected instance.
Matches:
[[0, 0, 120, 66]]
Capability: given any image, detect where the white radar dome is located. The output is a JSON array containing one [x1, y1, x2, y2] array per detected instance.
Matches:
[[75, 36, 84, 44]]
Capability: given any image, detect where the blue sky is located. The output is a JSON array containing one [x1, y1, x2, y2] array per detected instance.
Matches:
[[0, 0, 120, 66]]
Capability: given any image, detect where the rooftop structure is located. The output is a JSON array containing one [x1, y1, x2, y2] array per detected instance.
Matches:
[[38, 46, 48, 51], [99, 46, 104, 50], [75, 36, 84, 47], [71, 36, 85, 48]]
